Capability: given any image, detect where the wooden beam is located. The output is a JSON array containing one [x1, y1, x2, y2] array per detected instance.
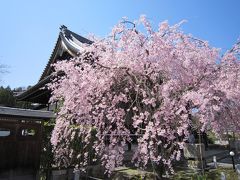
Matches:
[[0, 106, 55, 119]]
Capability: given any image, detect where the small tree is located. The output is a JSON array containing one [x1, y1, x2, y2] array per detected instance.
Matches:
[[49, 16, 240, 176], [0, 86, 15, 107]]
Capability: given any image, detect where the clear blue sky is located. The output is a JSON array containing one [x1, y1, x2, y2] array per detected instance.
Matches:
[[0, 0, 240, 88]]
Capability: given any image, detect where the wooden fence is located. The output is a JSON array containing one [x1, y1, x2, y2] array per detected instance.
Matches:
[[0, 106, 54, 180]]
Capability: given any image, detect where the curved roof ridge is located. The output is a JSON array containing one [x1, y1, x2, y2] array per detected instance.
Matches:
[[17, 26, 93, 104], [39, 25, 93, 81], [38, 36, 62, 81]]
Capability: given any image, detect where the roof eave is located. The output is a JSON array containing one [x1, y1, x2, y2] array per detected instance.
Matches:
[[16, 75, 52, 101], [0, 106, 55, 119]]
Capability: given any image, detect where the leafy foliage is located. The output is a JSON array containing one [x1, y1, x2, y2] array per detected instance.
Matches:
[[0, 86, 15, 107], [0, 86, 32, 108]]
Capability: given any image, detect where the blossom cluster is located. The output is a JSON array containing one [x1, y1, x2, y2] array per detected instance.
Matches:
[[49, 15, 240, 174]]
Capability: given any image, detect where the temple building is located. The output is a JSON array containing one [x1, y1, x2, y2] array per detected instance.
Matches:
[[17, 26, 92, 109]]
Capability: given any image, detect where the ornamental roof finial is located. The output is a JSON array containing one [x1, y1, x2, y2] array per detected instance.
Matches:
[[60, 25, 67, 32]]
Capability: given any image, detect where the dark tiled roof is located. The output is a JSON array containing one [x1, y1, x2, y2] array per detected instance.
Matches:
[[0, 106, 55, 119], [17, 26, 93, 103], [39, 25, 93, 81]]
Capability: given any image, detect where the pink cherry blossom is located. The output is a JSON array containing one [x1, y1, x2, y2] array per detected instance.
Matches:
[[48, 16, 240, 176]]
